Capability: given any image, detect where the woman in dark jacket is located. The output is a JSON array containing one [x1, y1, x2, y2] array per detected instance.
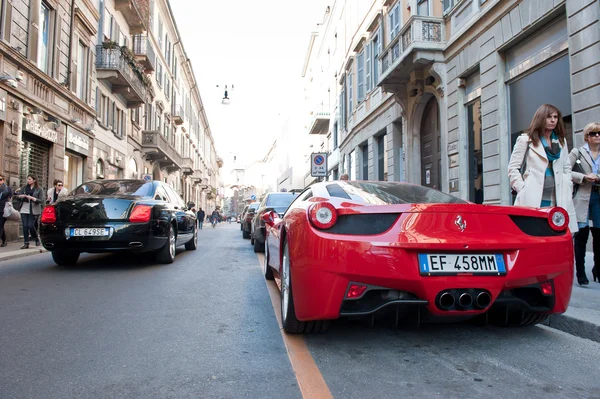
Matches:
[[0, 174, 13, 247], [16, 174, 44, 249]]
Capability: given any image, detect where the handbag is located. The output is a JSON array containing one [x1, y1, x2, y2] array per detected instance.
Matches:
[[12, 196, 23, 211], [572, 148, 584, 198], [3, 202, 20, 221], [511, 144, 530, 196]]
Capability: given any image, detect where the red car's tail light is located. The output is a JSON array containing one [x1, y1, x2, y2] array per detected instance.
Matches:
[[129, 205, 152, 223], [548, 207, 568, 232], [309, 202, 337, 229], [346, 284, 368, 299], [41, 206, 56, 224], [540, 281, 554, 296]]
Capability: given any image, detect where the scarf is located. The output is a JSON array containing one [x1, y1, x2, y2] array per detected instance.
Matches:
[[540, 131, 561, 177]]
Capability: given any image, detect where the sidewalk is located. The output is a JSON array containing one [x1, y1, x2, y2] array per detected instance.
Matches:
[[0, 238, 598, 341], [0, 240, 46, 262], [547, 251, 600, 343]]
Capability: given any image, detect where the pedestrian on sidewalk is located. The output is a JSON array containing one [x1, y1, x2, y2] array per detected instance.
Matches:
[[508, 103, 578, 234], [197, 207, 205, 230], [571, 122, 600, 285], [16, 175, 44, 249], [46, 179, 67, 205], [0, 174, 13, 247]]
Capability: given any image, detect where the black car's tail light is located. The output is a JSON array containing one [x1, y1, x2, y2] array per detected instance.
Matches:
[[129, 205, 152, 223], [509, 215, 566, 236], [320, 213, 400, 235], [309, 202, 338, 229], [41, 206, 56, 224]]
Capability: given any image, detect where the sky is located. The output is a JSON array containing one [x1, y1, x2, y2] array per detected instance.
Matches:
[[169, 0, 329, 173]]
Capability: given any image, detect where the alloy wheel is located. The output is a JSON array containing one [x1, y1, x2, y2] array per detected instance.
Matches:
[[169, 229, 176, 258]]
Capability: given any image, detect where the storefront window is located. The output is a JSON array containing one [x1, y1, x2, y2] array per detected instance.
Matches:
[[64, 153, 83, 191]]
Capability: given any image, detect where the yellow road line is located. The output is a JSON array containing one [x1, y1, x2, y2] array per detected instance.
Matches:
[[256, 253, 334, 399]]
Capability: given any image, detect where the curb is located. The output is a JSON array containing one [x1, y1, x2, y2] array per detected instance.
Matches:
[[0, 248, 46, 263], [547, 314, 600, 344]]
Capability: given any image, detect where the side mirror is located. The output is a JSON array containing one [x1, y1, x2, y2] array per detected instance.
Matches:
[[187, 202, 195, 209], [262, 211, 276, 227]]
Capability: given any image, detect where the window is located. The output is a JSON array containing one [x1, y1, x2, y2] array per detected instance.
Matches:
[[96, 159, 105, 178], [418, 0, 430, 16], [344, 181, 466, 205], [389, 2, 401, 40], [357, 51, 365, 102], [165, 78, 170, 100], [377, 135, 385, 181], [372, 33, 380, 89], [365, 43, 372, 93], [131, 106, 142, 126], [333, 122, 338, 149], [443, 0, 455, 12], [76, 41, 88, 101], [339, 81, 346, 131], [156, 62, 163, 88], [157, 18, 163, 50], [38, 2, 51, 73]]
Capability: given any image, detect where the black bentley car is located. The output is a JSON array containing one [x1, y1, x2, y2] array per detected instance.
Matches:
[[40, 179, 198, 266]]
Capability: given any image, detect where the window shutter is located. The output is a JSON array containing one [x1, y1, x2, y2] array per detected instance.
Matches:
[[95, 87, 100, 115], [3, 0, 13, 42], [70, 35, 79, 93], [365, 43, 372, 93], [53, 13, 62, 80], [28, 0, 41, 63], [87, 48, 94, 105]]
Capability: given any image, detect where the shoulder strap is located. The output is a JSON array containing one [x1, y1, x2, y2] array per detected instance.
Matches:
[[520, 143, 530, 171]]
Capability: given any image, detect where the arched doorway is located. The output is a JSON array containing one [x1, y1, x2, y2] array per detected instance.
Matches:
[[419, 97, 441, 189]]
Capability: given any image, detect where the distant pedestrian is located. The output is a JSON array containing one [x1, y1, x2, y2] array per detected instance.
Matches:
[[508, 103, 577, 233], [340, 174, 349, 181], [0, 174, 13, 247], [16, 174, 44, 249], [571, 122, 600, 285], [197, 207, 205, 229]]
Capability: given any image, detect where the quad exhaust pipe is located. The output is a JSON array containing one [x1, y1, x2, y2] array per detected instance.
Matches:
[[436, 289, 492, 311]]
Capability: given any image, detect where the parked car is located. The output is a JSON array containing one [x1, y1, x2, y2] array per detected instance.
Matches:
[[251, 192, 298, 253], [39, 179, 198, 266], [261, 180, 574, 334], [241, 202, 260, 239]]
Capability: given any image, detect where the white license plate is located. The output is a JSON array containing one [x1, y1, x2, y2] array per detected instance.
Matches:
[[70, 228, 109, 237], [419, 253, 506, 275]]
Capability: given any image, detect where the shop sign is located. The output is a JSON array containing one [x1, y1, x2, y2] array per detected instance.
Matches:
[[23, 117, 59, 143], [0, 89, 6, 121], [66, 127, 90, 156]]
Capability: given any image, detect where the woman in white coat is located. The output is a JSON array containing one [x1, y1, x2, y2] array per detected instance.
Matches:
[[508, 104, 578, 234]]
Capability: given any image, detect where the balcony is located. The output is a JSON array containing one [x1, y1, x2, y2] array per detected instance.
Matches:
[[114, 0, 145, 34], [133, 35, 155, 72], [379, 16, 445, 90], [181, 157, 194, 175], [308, 111, 330, 135], [96, 46, 147, 108], [141, 130, 182, 171], [191, 170, 203, 184], [172, 105, 184, 125]]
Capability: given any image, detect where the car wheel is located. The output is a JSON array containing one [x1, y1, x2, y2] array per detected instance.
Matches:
[[263, 241, 274, 280], [253, 237, 264, 253], [251, 235, 255, 245], [52, 251, 80, 266], [242, 230, 250, 239], [157, 224, 176, 264], [280, 240, 327, 334], [185, 224, 198, 251]]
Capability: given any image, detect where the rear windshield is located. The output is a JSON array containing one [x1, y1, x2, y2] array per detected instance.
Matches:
[[71, 181, 154, 197], [266, 194, 297, 208], [336, 182, 467, 205], [248, 203, 260, 211]]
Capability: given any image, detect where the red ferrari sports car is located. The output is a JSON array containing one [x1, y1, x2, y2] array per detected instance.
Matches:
[[261, 181, 574, 334]]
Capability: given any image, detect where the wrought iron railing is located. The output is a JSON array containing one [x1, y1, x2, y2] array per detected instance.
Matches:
[[132, 35, 156, 70], [141, 130, 182, 167], [378, 16, 444, 78], [96, 46, 146, 100]]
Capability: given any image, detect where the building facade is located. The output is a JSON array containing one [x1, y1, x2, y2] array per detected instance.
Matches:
[[305, 0, 600, 205], [0, 0, 221, 241]]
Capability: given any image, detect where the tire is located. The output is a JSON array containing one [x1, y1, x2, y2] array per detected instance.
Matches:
[[52, 251, 80, 266], [157, 224, 176, 264], [250, 236, 255, 245], [185, 224, 198, 251], [263, 240, 274, 280], [242, 230, 250, 239], [253, 237, 264, 253], [280, 240, 327, 334]]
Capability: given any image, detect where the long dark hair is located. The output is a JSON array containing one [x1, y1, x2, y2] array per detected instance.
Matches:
[[27, 174, 40, 190], [527, 104, 565, 147]]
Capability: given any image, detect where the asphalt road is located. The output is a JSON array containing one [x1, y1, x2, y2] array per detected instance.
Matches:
[[1, 222, 599, 399]]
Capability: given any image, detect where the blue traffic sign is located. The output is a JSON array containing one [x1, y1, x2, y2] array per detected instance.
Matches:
[[251, 195, 256, 200]]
